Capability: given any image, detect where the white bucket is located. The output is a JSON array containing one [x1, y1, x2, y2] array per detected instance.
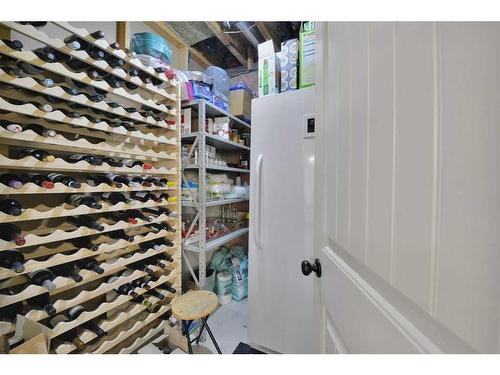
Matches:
[[216, 271, 232, 305]]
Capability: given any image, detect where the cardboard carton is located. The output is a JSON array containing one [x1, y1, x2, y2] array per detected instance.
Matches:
[[258, 40, 280, 97], [279, 38, 299, 92], [299, 22, 316, 88], [229, 89, 252, 120]]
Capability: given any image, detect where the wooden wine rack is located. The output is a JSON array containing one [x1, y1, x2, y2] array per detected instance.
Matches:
[[0, 22, 182, 354]]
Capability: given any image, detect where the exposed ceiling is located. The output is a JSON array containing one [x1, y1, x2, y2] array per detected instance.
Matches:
[[165, 21, 302, 73]]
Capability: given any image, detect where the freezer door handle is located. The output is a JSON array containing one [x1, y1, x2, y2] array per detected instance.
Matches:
[[254, 154, 264, 250]]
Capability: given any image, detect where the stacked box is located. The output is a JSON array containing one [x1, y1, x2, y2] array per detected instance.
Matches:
[[279, 38, 299, 92]]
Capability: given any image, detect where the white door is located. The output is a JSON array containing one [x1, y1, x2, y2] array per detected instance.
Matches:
[[313, 22, 499, 353]]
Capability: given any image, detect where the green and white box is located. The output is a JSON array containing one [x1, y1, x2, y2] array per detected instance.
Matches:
[[299, 22, 316, 88], [258, 40, 279, 97]]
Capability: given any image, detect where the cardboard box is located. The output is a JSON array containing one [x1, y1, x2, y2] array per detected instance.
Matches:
[[229, 89, 252, 119], [258, 40, 280, 97], [213, 117, 230, 139], [299, 22, 316, 88], [279, 38, 299, 92]]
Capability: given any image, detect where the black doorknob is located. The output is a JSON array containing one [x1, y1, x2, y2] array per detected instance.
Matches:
[[301, 259, 322, 278]]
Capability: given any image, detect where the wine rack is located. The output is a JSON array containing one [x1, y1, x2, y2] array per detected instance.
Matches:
[[0, 22, 182, 354]]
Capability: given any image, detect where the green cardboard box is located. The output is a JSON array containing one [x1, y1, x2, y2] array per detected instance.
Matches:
[[299, 22, 316, 88]]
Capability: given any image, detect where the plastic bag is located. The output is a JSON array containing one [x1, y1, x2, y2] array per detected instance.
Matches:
[[131, 32, 172, 64]]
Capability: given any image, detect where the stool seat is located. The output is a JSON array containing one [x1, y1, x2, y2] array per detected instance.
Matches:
[[172, 290, 219, 321]]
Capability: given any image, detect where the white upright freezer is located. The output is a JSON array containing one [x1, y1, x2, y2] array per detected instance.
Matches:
[[248, 88, 316, 353]]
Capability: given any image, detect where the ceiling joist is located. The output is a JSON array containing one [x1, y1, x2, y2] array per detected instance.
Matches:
[[205, 21, 247, 66]]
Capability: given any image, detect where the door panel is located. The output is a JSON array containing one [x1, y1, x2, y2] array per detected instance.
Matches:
[[315, 22, 499, 353]]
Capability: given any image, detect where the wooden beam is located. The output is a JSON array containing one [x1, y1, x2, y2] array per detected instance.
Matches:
[[246, 46, 253, 70], [255, 22, 280, 50], [205, 21, 247, 66], [0, 25, 11, 39], [116, 21, 130, 50], [178, 46, 189, 70], [145, 22, 211, 69]]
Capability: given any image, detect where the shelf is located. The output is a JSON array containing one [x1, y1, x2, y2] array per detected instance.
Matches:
[[182, 132, 250, 152], [182, 99, 250, 130], [182, 198, 249, 207], [0, 181, 176, 195], [0, 129, 175, 165], [0, 212, 175, 251], [0, 40, 175, 116], [183, 164, 250, 174], [2, 22, 176, 104], [0, 229, 177, 281], [183, 227, 249, 252], [53, 22, 177, 91], [0, 154, 177, 177], [0, 94, 177, 146], [0, 69, 171, 129]]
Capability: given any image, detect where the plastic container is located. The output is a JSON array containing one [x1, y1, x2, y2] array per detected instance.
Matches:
[[216, 271, 232, 305], [130, 32, 172, 64], [206, 66, 230, 102]]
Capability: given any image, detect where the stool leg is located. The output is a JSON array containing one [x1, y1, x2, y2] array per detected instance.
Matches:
[[182, 320, 193, 354], [196, 316, 209, 344], [202, 317, 222, 354]]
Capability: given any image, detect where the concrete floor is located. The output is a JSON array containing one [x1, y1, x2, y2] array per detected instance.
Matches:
[[191, 299, 248, 354]]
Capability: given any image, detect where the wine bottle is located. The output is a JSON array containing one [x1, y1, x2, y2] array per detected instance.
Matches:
[[101, 157, 123, 167], [19, 173, 54, 189], [19, 21, 48, 28], [148, 223, 169, 233], [68, 216, 104, 231], [2, 39, 23, 51], [105, 173, 130, 187], [51, 262, 83, 282], [126, 261, 153, 275], [67, 154, 103, 166], [131, 277, 152, 290], [104, 211, 137, 224], [159, 178, 176, 187], [145, 289, 165, 300], [0, 289, 23, 322], [17, 149, 55, 162], [0, 198, 23, 216], [75, 258, 104, 274], [0, 249, 25, 272], [0, 223, 26, 245], [124, 209, 152, 222], [131, 294, 156, 311], [26, 292, 57, 316], [142, 206, 171, 217], [48, 315, 85, 350], [101, 192, 130, 205], [107, 101, 120, 108], [59, 108, 81, 118], [71, 236, 98, 251], [67, 194, 102, 209], [145, 177, 164, 187], [33, 47, 57, 63], [47, 173, 81, 188], [154, 238, 174, 248], [27, 269, 56, 290], [86, 174, 122, 188], [103, 74, 122, 88], [87, 47, 106, 60], [67, 305, 107, 337], [155, 252, 174, 263], [128, 68, 139, 77], [0, 173, 23, 189], [125, 81, 139, 91], [130, 191, 158, 203], [109, 42, 120, 50], [106, 229, 133, 242], [63, 35, 91, 50], [109, 278, 138, 298], [0, 121, 22, 133], [130, 176, 149, 187], [104, 54, 125, 68], [24, 124, 56, 137], [121, 159, 152, 170], [162, 283, 177, 294], [61, 85, 79, 96]]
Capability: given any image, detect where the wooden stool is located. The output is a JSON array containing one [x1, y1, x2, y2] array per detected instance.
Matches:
[[171, 290, 221, 354]]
